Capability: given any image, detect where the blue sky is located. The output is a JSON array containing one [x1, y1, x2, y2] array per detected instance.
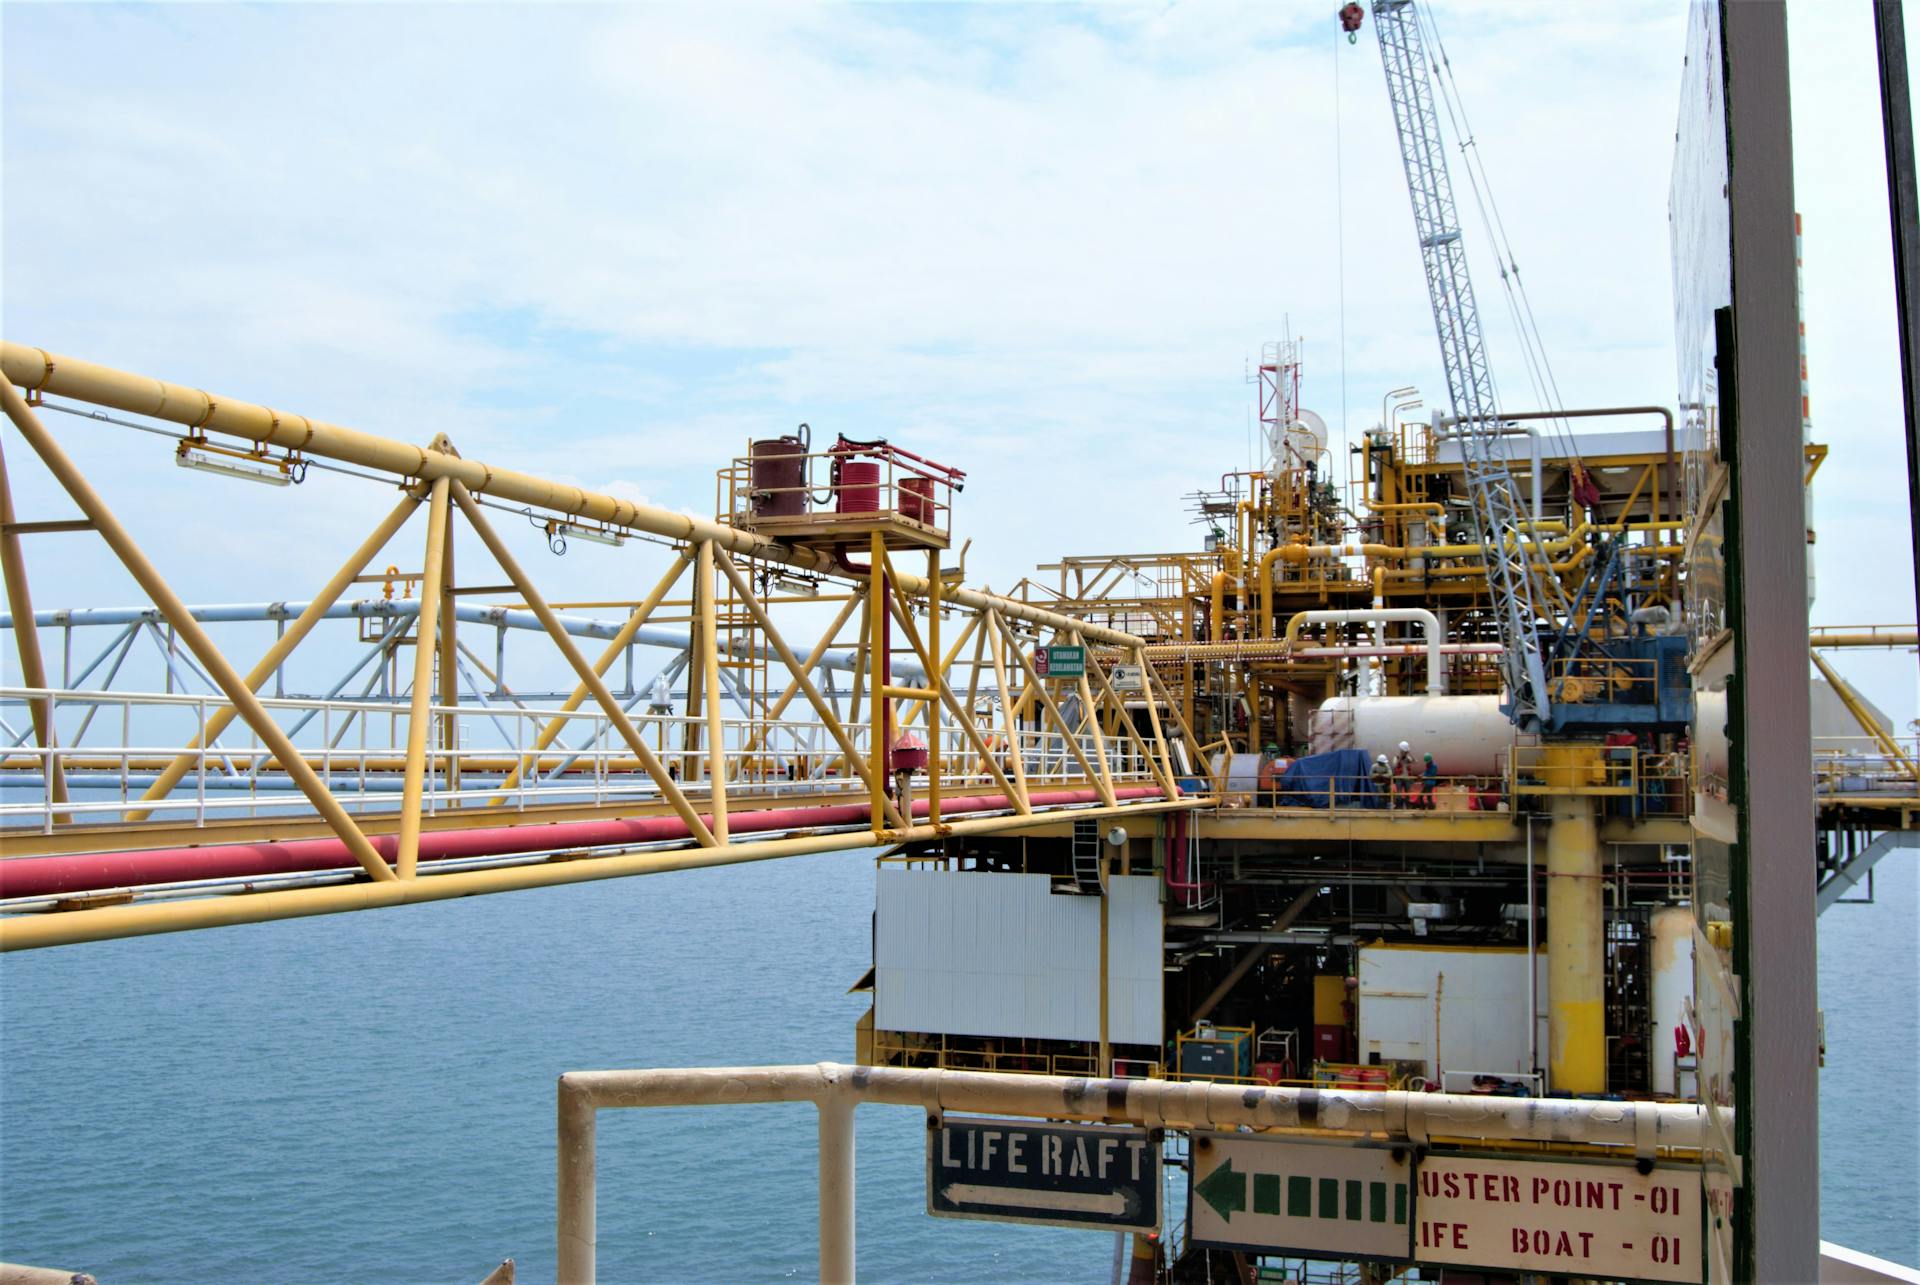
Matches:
[[2, 1, 1913, 716]]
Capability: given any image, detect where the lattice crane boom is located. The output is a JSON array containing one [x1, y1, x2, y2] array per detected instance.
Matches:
[[1370, 0, 1553, 730]]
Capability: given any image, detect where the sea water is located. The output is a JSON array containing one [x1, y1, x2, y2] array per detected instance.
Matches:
[[0, 848, 1914, 1281], [0, 850, 1095, 1282]]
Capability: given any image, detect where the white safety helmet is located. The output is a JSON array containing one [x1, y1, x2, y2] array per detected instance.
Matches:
[[1376, 754, 1389, 764], [1398, 740, 1411, 753]]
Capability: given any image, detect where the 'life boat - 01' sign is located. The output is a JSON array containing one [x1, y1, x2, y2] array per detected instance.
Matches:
[[1413, 1154, 1702, 1283]]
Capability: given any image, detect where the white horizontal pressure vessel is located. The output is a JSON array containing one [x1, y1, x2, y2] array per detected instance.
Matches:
[[1312, 695, 1513, 776]]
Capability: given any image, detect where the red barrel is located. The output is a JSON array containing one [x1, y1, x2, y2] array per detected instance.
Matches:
[[898, 475, 935, 524], [749, 437, 808, 518], [836, 461, 882, 512]]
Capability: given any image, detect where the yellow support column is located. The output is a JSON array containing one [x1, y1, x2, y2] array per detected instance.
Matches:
[[869, 531, 888, 837], [1543, 754, 1604, 1093], [927, 547, 941, 828]]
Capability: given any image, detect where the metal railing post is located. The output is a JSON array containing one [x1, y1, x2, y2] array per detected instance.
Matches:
[[557, 1079, 597, 1285], [817, 1091, 856, 1285]]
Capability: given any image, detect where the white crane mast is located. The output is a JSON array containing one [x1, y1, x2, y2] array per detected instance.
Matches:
[[1370, 0, 1553, 730]]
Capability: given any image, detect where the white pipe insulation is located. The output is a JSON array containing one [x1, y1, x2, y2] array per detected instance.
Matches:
[[1286, 608, 1445, 695]]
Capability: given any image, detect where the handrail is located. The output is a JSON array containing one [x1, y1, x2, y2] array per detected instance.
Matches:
[[555, 1062, 1712, 1283]]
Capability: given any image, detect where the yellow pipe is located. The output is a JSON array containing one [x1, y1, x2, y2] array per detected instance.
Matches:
[[1811, 630, 1920, 648], [1545, 779, 1604, 1093], [1379, 542, 1689, 584], [0, 375, 398, 884], [1362, 500, 1444, 516], [1274, 520, 1679, 566], [0, 341, 1142, 648], [395, 477, 451, 878], [1257, 547, 1286, 639], [1210, 572, 1229, 642]]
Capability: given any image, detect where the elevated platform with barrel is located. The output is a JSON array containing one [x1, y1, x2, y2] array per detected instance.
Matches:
[[720, 427, 963, 552]]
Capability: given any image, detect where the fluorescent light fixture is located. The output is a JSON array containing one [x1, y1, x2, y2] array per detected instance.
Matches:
[[549, 522, 626, 548], [175, 445, 291, 486], [773, 575, 819, 597]]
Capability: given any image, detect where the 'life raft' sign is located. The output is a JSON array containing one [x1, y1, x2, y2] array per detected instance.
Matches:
[[926, 1116, 1159, 1233], [1414, 1154, 1703, 1283]]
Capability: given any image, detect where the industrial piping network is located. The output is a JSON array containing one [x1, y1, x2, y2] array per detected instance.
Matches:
[[1284, 607, 1443, 693], [0, 342, 1137, 648]]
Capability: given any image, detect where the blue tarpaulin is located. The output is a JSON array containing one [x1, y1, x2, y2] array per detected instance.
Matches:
[[1277, 748, 1379, 808]]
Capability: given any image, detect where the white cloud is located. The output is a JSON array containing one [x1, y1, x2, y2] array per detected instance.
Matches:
[[1, 0, 1911, 715]]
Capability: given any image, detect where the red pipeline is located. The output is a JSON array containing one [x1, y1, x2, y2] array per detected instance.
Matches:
[[0, 786, 1171, 898]]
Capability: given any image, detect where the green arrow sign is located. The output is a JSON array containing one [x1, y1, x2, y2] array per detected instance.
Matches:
[[1188, 1135, 1413, 1260], [1196, 1155, 1247, 1221]]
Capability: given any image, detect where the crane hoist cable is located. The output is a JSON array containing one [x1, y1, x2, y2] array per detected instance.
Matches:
[[1335, 15, 1351, 462], [1359, 0, 1562, 730], [1413, 2, 1582, 468]]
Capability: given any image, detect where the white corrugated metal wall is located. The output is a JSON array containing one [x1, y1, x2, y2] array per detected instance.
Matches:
[[874, 871, 1163, 1045], [1355, 944, 1547, 1081]]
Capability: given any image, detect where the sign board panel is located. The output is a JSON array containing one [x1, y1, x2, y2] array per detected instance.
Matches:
[[927, 1116, 1159, 1232], [1414, 1155, 1702, 1283], [1188, 1135, 1413, 1262], [1032, 645, 1085, 678], [1111, 663, 1145, 692]]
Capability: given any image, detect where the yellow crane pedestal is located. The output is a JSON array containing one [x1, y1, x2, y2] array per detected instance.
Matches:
[[1542, 758, 1605, 1094]]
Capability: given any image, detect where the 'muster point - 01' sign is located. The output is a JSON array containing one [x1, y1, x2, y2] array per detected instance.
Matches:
[[1414, 1155, 1703, 1283]]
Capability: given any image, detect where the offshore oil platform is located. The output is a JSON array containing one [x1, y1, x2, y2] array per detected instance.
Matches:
[[2, 1, 1916, 1283]]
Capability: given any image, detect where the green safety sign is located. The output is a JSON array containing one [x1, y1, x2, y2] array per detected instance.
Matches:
[[1188, 1134, 1412, 1262], [1033, 645, 1085, 678]]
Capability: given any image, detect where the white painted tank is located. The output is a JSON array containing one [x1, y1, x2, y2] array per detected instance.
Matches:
[[1309, 695, 1513, 776], [1649, 906, 1696, 1097]]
